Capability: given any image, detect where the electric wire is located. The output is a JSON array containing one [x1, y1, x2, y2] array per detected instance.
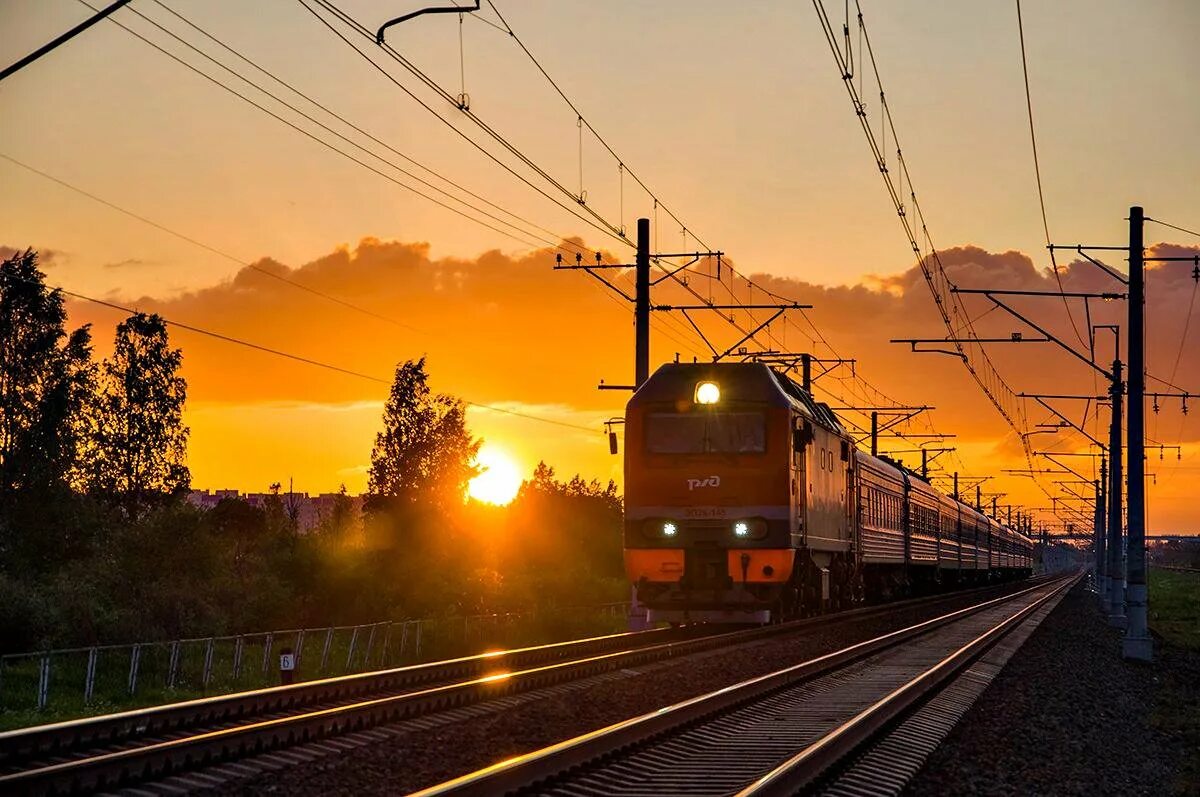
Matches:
[[79, 0, 584, 256], [150, 0, 588, 256], [1, 151, 423, 334], [16, 273, 604, 434], [1014, 0, 1086, 349], [1146, 217, 1200, 240], [813, 0, 1050, 506], [311, 0, 788, 367], [301, 0, 631, 249]]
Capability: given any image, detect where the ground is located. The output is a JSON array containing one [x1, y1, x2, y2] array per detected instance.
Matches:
[[907, 570, 1199, 796]]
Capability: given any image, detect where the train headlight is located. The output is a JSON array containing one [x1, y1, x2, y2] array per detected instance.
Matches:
[[731, 519, 767, 539], [695, 381, 720, 405], [644, 519, 680, 539]]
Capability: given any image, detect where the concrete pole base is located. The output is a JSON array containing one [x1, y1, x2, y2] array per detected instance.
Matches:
[[1107, 611, 1127, 629], [1122, 633, 1153, 662], [1123, 584, 1152, 662]]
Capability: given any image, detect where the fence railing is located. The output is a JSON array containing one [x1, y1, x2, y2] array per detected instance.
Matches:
[[0, 601, 631, 726]]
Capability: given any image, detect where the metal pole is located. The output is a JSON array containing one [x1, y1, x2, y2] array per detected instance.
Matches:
[[634, 217, 650, 388], [921, 449, 928, 480], [1107, 359, 1125, 625], [976, 484, 982, 511], [0, 0, 133, 83], [953, 472, 959, 501], [870, 411, 878, 457], [801, 353, 812, 392], [1097, 455, 1107, 601], [1124, 206, 1152, 660]]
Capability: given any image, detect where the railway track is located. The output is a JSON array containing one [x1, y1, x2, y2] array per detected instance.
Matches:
[[412, 573, 1079, 797], [0, 577, 1053, 795]]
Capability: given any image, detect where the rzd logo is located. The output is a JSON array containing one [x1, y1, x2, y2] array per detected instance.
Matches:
[[687, 475, 721, 491]]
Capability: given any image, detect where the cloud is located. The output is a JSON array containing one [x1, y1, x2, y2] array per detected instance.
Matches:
[[59, 236, 1200, 525], [102, 258, 153, 270]]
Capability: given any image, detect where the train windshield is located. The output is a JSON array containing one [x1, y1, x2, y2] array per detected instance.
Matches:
[[645, 412, 766, 454]]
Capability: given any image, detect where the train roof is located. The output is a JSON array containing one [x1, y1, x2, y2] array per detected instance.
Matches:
[[630, 362, 844, 433]]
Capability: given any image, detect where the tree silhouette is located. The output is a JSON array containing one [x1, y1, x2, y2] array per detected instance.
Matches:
[[89, 313, 189, 514], [368, 357, 479, 507], [0, 249, 94, 498]]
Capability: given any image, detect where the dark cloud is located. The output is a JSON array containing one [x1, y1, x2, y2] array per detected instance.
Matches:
[[102, 258, 152, 270]]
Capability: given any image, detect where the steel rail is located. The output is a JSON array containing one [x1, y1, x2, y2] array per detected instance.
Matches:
[[738, 572, 1080, 795], [0, 577, 1044, 794], [0, 625, 691, 770], [408, 575, 1070, 797]]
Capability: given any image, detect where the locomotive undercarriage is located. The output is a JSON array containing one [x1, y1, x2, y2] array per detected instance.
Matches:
[[638, 545, 867, 625]]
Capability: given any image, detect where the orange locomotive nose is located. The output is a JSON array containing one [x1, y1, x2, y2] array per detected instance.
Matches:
[[625, 549, 685, 582]]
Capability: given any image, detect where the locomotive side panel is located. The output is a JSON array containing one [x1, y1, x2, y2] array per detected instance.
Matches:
[[803, 423, 852, 552]]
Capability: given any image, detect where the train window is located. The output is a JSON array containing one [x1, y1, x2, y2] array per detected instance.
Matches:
[[645, 412, 766, 454]]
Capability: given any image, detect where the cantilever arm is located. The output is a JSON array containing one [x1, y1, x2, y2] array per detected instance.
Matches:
[[377, 1, 481, 44]]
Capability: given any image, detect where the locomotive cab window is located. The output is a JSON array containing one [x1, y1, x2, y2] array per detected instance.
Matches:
[[645, 412, 766, 454]]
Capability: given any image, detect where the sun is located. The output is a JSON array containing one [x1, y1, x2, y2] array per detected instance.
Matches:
[[467, 445, 523, 505]]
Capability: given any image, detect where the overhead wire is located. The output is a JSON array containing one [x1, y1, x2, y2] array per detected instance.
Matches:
[[149, 0, 589, 256], [77, 0, 675, 358], [1014, 0, 1086, 349], [302, 0, 631, 249], [9, 270, 604, 434], [79, 0, 597, 256], [1146, 217, 1200, 240], [312, 0, 794, 367], [48, 2, 714, 381], [813, 0, 1050, 506], [1, 151, 422, 334]]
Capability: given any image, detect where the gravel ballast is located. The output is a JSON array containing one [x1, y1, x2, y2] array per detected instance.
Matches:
[[193, 581, 1047, 796], [906, 580, 1194, 797]]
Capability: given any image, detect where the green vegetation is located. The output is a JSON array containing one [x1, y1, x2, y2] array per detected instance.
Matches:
[[0, 250, 628, 729], [1149, 567, 1200, 795], [1150, 568, 1200, 651]]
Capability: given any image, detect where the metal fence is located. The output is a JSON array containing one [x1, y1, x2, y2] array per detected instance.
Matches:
[[0, 601, 630, 722]]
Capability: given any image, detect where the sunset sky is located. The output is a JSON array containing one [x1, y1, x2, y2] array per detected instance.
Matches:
[[2, 1, 1198, 532]]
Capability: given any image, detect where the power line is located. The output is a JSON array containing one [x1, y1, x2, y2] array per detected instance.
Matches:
[[1146, 217, 1200, 240], [18, 271, 603, 434], [77, 0, 567, 254], [812, 0, 1050, 502], [1014, 0, 1085, 349], [298, 0, 631, 251], [150, 0, 579, 253], [304, 0, 792, 362], [1, 151, 422, 334]]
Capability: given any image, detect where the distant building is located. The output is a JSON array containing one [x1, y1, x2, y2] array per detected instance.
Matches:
[[186, 489, 363, 533]]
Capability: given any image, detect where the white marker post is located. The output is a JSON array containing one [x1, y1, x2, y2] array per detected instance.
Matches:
[[279, 647, 296, 685]]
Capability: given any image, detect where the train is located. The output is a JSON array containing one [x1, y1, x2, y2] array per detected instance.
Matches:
[[623, 361, 1034, 624]]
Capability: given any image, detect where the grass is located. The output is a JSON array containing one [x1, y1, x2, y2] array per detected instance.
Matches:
[[1149, 568, 1200, 651], [1148, 567, 1200, 795]]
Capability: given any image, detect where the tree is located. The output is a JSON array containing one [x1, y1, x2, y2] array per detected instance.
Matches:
[[89, 313, 189, 513], [0, 249, 94, 498], [368, 357, 479, 506]]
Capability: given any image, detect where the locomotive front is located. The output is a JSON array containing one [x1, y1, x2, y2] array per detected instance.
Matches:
[[623, 362, 797, 623]]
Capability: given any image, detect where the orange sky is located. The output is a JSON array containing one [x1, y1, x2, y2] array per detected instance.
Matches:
[[2, 1, 1199, 533]]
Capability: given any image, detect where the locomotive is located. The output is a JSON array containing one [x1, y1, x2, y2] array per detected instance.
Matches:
[[623, 362, 1033, 624]]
